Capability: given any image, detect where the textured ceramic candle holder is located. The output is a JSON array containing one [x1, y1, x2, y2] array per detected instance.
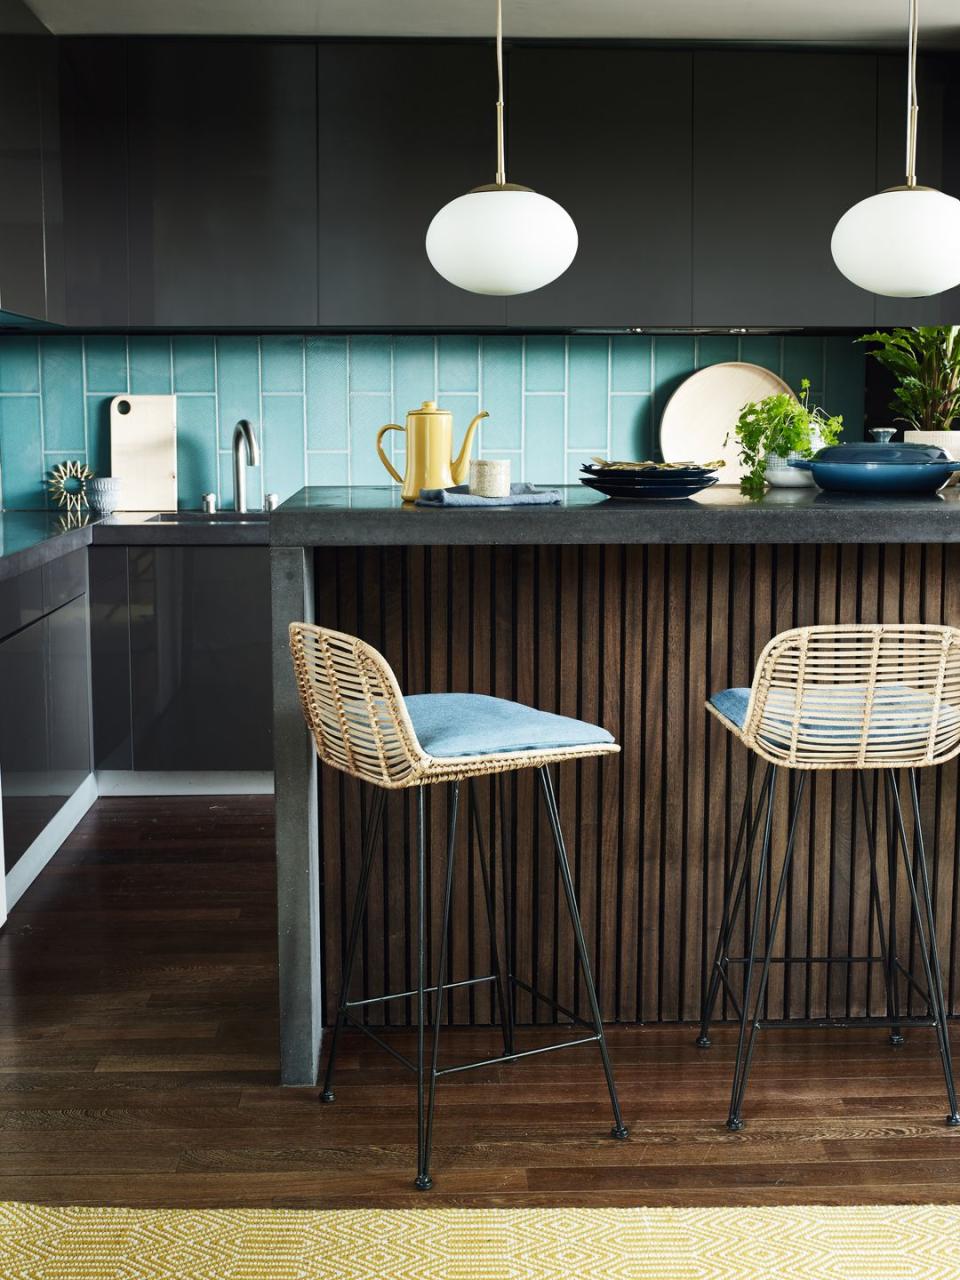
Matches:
[[468, 458, 511, 498], [86, 476, 121, 515]]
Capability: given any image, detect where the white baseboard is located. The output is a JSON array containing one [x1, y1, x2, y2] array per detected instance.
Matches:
[[96, 771, 274, 796], [5, 773, 98, 912]]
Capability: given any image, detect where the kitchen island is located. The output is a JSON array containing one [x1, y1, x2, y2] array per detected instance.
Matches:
[[272, 485, 960, 1085]]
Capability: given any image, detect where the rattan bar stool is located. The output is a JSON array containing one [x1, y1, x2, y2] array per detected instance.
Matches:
[[699, 623, 960, 1132], [288, 622, 628, 1189]]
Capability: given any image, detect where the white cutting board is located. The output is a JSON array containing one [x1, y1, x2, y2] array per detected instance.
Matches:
[[110, 395, 178, 510], [659, 363, 795, 485]]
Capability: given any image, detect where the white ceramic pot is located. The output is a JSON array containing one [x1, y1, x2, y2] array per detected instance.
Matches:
[[905, 430, 960, 485], [764, 450, 815, 488]]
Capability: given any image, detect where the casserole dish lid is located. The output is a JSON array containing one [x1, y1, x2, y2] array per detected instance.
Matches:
[[812, 441, 950, 466]]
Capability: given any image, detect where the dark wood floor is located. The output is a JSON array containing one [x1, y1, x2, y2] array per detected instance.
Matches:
[[3, 796, 960, 1209]]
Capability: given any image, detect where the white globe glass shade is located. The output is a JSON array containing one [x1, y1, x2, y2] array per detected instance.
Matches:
[[831, 187, 960, 297], [426, 188, 578, 296]]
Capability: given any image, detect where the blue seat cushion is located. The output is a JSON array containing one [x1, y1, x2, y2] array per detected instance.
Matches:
[[405, 693, 615, 759], [710, 685, 960, 745]]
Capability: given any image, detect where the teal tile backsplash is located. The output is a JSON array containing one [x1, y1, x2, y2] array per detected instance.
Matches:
[[0, 333, 866, 510]]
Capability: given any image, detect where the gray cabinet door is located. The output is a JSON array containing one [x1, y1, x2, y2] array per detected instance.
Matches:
[[0, 616, 50, 873], [506, 48, 693, 328], [316, 43, 507, 328], [58, 38, 129, 327], [126, 39, 319, 326], [46, 594, 93, 806], [692, 51, 879, 328], [126, 547, 272, 771]]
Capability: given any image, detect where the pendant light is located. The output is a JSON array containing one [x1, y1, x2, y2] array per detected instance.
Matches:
[[425, 0, 578, 296], [831, 0, 960, 297]]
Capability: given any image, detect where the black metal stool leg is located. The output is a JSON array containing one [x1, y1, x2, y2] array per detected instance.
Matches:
[[698, 756, 769, 1047], [884, 777, 905, 1045], [726, 765, 778, 1130], [320, 786, 385, 1102], [856, 772, 899, 1044], [497, 774, 518, 1057], [903, 770, 960, 1126], [417, 781, 460, 1190], [414, 786, 431, 1188], [538, 766, 628, 1140], [728, 771, 806, 1131], [885, 762, 960, 1126], [470, 780, 513, 1057]]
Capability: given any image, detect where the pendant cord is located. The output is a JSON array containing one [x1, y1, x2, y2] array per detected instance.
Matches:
[[495, 0, 506, 186], [906, 0, 919, 187]]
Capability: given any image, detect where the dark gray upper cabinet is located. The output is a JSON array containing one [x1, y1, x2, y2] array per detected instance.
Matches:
[[692, 51, 879, 328], [316, 43, 506, 328], [0, 30, 61, 321], [126, 39, 318, 327], [59, 39, 129, 326], [506, 48, 693, 328]]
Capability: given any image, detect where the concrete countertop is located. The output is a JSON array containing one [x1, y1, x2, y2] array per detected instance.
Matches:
[[271, 484, 960, 546]]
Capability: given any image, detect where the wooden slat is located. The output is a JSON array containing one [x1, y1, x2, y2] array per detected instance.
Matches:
[[315, 544, 960, 1029]]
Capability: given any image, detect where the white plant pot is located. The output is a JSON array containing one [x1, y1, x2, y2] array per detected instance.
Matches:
[[764, 450, 814, 488], [905, 430, 960, 485]]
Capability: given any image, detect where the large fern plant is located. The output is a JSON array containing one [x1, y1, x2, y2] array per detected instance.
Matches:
[[859, 326, 960, 432]]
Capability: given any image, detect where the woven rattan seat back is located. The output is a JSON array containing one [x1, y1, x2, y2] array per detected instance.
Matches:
[[289, 623, 430, 788], [716, 623, 960, 770]]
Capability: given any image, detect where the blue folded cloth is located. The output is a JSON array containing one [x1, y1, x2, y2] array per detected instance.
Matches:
[[416, 483, 561, 508]]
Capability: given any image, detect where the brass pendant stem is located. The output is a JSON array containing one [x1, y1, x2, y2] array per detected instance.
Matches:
[[906, 0, 920, 187], [495, 0, 506, 186]]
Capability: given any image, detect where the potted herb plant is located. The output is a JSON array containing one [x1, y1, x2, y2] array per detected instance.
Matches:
[[859, 326, 960, 457], [729, 379, 844, 496]]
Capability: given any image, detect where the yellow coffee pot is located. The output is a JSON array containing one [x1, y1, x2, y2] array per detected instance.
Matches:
[[376, 401, 488, 502]]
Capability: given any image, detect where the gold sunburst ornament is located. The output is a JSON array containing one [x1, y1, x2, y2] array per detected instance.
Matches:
[[48, 460, 93, 513]]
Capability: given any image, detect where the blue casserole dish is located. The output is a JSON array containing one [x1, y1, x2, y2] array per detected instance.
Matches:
[[789, 441, 960, 494]]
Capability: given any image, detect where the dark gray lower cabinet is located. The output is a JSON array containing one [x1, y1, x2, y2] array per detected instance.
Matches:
[[90, 546, 272, 773], [0, 560, 91, 876]]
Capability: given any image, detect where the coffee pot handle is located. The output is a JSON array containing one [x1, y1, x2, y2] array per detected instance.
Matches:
[[376, 424, 405, 485]]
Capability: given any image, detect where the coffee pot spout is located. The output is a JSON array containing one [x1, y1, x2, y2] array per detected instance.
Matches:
[[451, 411, 489, 485]]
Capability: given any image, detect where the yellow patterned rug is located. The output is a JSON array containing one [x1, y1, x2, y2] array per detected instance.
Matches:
[[2, 1202, 960, 1279]]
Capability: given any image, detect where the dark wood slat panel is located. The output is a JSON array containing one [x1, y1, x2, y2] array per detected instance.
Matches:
[[316, 545, 960, 1028]]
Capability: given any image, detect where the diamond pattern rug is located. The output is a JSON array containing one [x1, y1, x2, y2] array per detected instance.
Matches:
[[2, 1202, 960, 1279]]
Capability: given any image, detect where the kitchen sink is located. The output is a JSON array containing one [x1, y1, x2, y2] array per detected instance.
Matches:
[[146, 511, 271, 523]]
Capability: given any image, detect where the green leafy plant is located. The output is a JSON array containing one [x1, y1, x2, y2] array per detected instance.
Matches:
[[729, 379, 843, 497], [859, 326, 960, 433]]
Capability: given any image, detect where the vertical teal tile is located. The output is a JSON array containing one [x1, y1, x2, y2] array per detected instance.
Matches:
[[480, 337, 522, 451], [261, 336, 304, 393], [216, 336, 260, 448], [40, 337, 85, 453], [350, 336, 391, 393], [437, 336, 478, 393], [696, 335, 740, 368], [524, 336, 565, 392], [782, 336, 824, 395], [173, 336, 215, 392], [86, 397, 112, 479], [85, 336, 127, 393], [653, 336, 696, 395], [611, 396, 652, 461], [739, 335, 782, 374], [0, 398, 44, 507], [308, 452, 350, 486], [824, 337, 867, 442], [129, 336, 172, 394], [611, 336, 650, 392], [0, 337, 39, 392], [306, 337, 348, 451], [568, 336, 608, 450], [262, 395, 304, 502], [350, 394, 394, 484], [176, 395, 219, 507], [524, 395, 565, 482], [392, 336, 435, 424]]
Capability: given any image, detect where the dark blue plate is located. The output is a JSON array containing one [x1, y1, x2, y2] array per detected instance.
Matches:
[[581, 476, 719, 500]]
